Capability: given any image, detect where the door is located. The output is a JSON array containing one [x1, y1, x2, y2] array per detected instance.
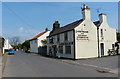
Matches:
[[53, 45, 57, 57], [100, 43, 104, 56]]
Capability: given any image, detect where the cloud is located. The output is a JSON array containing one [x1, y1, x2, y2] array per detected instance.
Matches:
[[3, 26, 41, 43], [19, 27, 24, 32], [18, 27, 41, 42]]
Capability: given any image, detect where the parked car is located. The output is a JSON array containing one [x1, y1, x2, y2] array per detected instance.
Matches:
[[8, 49, 15, 55]]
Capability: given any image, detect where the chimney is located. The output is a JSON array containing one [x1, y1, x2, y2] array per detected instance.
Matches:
[[82, 4, 91, 20], [45, 28, 49, 32], [99, 13, 107, 23]]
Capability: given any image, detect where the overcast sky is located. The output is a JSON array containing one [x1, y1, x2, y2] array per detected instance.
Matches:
[[2, 2, 118, 43]]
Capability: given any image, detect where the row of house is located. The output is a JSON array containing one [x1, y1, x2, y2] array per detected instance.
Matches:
[[3, 39, 13, 54], [30, 4, 117, 59], [0, 37, 13, 55]]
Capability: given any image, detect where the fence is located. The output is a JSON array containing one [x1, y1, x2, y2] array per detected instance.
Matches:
[[118, 43, 120, 54], [38, 46, 47, 56]]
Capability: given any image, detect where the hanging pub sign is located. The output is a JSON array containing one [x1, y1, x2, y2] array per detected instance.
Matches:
[[76, 30, 89, 40]]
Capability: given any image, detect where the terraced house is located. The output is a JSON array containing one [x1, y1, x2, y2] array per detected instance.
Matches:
[[47, 4, 117, 59]]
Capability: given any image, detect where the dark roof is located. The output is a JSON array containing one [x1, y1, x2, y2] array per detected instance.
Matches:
[[99, 13, 107, 16], [50, 19, 83, 36], [93, 21, 100, 27]]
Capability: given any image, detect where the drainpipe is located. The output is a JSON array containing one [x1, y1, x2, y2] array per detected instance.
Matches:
[[97, 27, 100, 58]]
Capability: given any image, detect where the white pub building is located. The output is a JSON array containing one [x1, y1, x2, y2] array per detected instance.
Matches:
[[47, 4, 116, 59]]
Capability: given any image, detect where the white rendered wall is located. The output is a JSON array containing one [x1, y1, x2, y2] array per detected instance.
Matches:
[[3, 39, 13, 54], [37, 31, 50, 47], [75, 20, 98, 59], [30, 40, 38, 53], [98, 22, 117, 56], [56, 30, 74, 59]]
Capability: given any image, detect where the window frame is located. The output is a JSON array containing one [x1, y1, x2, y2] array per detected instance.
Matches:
[[58, 45, 63, 54], [64, 32, 68, 41], [65, 45, 71, 54]]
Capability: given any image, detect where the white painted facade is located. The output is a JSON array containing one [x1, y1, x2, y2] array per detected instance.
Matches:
[[47, 4, 117, 59], [30, 29, 50, 53], [75, 20, 98, 59], [3, 39, 13, 54], [30, 40, 38, 53], [96, 14, 117, 57], [47, 30, 75, 58]]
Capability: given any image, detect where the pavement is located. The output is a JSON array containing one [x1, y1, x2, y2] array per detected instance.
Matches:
[[2, 51, 118, 77], [0, 56, 2, 79], [62, 56, 119, 75]]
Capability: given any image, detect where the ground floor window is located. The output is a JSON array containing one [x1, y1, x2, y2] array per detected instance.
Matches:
[[49, 47, 52, 55], [65, 46, 71, 54], [59, 46, 63, 54], [112, 44, 115, 49]]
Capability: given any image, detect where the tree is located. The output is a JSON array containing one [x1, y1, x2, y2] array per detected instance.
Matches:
[[8, 36, 20, 46], [117, 32, 120, 42], [41, 39, 47, 47], [0, 37, 4, 48], [17, 43, 22, 49], [22, 40, 30, 52], [0, 37, 4, 55], [50, 21, 60, 34]]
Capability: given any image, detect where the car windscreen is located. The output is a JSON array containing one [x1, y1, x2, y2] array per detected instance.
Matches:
[[9, 49, 14, 52]]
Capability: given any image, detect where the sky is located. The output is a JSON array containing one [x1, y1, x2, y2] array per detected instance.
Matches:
[[0, 2, 2, 36], [2, 2, 118, 43], [1, 0, 119, 2]]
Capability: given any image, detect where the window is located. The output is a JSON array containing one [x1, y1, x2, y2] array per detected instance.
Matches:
[[101, 29, 103, 37], [49, 37, 54, 44], [57, 35, 60, 42], [112, 44, 115, 49], [101, 29, 104, 40], [64, 32, 68, 41], [65, 46, 71, 54], [59, 46, 63, 54], [34, 40, 37, 43]]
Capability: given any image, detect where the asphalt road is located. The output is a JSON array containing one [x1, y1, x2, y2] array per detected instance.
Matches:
[[2, 51, 118, 77]]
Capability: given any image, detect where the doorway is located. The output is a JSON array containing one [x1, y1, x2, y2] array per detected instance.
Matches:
[[100, 43, 104, 56], [53, 45, 57, 57]]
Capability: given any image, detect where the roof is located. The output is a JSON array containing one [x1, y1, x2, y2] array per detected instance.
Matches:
[[99, 13, 107, 16], [93, 21, 100, 27], [30, 30, 49, 41], [49, 19, 83, 36]]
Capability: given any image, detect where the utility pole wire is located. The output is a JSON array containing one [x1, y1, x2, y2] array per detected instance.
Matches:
[[2, 3, 34, 29], [96, 8, 101, 14]]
